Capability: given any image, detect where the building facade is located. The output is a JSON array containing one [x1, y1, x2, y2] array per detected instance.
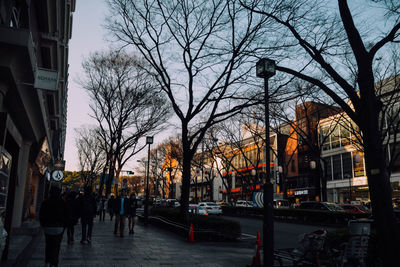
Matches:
[[0, 0, 75, 259], [320, 75, 400, 203]]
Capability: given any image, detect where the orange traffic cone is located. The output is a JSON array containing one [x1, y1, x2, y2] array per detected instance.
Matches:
[[188, 223, 194, 243], [256, 230, 261, 247], [252, 230, 261, 266]]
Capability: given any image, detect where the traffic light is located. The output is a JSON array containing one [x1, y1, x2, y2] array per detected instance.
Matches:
[[127, 171, 134, 175], [164, 168, 171, 171]]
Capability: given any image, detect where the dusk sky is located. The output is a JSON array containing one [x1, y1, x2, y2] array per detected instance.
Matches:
[[64, 0, 108, 171], [65, 0, 177, 171]]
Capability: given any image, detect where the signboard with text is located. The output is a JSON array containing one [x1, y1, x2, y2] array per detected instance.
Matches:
[[34, 68, 59, 91]]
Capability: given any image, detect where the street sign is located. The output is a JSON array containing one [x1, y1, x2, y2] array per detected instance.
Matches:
[[52, 170, 64, 181], [43, 167, 51, 181]]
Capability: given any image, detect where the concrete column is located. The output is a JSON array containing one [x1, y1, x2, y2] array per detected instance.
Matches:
[[11, 142, 31, 228]]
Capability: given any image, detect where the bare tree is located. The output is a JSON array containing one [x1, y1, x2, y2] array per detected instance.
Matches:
[[241, 0, 400, 264], [80, 50, 171, 196], [143, 137, 184, 200], [75, 126, 106, 187], [269, 87, 344, 202], [105, 0, 288, 219]]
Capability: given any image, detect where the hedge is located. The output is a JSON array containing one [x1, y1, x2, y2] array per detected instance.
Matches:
[[149, 207, 241, 240], [221, 206, 371, 225]]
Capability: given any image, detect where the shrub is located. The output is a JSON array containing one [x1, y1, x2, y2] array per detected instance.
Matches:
[[221, 206, 370, 225], [150, 207, 241, 240]]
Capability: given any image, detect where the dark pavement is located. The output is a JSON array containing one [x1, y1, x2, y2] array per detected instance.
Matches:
[[25, 216, 254, 267], [224, 216, 343, 249]]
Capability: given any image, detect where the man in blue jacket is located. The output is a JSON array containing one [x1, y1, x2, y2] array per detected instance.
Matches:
[[113, 189, 130, 237]]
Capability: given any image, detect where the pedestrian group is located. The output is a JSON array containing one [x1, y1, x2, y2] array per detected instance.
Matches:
[[39, 185, 138, 267]]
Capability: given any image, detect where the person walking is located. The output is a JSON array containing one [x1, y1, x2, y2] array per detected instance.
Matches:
[[128, 194, 138, 234], [78, 186, 97, 244], [39, 185, 68, 267], [113, 189, 129, 237], [108, 195, 115, 221], [98, 195, 107, 221], [65, 191, 79, 244]]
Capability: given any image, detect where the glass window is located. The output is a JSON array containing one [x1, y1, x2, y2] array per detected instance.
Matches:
[[350, 121, 361, 145], [340, 124, 351, 146], [324, 157, 332, 181], [320, 126, 331, 151], [342, 152, 352, 178], [353, 152, 365, 177], [388, 104, 400, 135], [331, 126, 340, 149], [333, 154, 342, 180], [389, 143, 400, 173]]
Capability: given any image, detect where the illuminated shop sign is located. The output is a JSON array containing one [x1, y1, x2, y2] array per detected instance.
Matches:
[[294, 189, 309, 196]]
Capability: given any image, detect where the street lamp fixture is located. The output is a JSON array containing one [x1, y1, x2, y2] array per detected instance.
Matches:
[[256, 57, 276, 267], [144, 136, 154, 225]]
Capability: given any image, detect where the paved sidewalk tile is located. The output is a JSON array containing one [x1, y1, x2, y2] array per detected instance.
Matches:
[[26, 217, 253, 267]]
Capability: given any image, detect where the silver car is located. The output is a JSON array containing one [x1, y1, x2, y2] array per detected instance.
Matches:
[[198, 202, 222, 215]]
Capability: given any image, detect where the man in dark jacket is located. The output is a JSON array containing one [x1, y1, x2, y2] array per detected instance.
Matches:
[[78, 186, 97, 244], [39, 185, 68, 267], [107, 195, 115, 221], [113, 189, 130, 237], [65, 191, 79, 244]]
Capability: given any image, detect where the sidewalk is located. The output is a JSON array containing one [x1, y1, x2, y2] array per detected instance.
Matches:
[[25, 217, 254, 267]]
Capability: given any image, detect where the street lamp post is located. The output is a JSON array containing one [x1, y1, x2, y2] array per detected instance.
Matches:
[[309, 160, 319, 201], [144, 136, 153, 225], [256, 58, 276, 267], [201, 140, 205, 201]]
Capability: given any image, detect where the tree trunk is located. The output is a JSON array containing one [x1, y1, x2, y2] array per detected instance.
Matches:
[[363, 130, 399, 265], [106, 160, 115, 197], [319, 159, 327, 202], [360, 83, 400, 265], [179, 149, 192, 222]]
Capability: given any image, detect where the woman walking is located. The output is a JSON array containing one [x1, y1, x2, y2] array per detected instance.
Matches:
[[128, 194, 137, 234], [39, 185, 68, 267]]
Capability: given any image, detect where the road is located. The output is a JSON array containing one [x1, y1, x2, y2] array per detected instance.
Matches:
[[223, 215, 344, 249], [142, 207, 343, 249]]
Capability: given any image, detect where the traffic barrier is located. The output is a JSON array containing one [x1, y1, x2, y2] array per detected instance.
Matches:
[[252, 230, 261, 266], [188, 223, 194, 243]]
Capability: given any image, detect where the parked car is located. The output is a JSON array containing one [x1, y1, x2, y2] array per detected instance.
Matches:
[[198, 202, 222, 215], [340, 204, 370, 213], [273, 199, 290, 209], [154, 199, 167, 206], [298, 201, 344, 211], [235, 200, 254, 207], [188, 204, 208, 215], [216, 201, 232, 207], [166, 199, 180, 208]]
